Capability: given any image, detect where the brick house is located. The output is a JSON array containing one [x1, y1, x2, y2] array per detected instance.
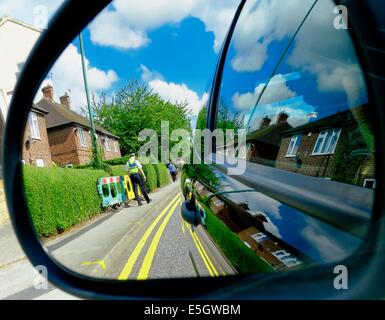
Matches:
[[22, 103, 52, 167], [238, 226, 304, 271], [245, 112, 292, 166], [275, 105, 375, 188], [36, 85, 121, 166]]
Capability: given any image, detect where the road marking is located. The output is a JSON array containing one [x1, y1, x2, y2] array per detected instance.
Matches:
[[118, 193, 181, 280], [188, 224, 219, 277], [81, 260, 106, 270], [181, 220, 185, 236], [137, 198, 181, 280]]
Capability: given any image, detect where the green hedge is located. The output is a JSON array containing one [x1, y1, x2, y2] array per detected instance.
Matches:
[[201, 202, 274, 274], [111, 165, 127, 177], [104, 155, 129, 166], [142, 164, 157, 192], [23, 166, 107, 237], [154, 163, 170, 188]]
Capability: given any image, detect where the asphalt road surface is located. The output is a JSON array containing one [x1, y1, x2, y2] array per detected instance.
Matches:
[[1, 180, 235, 299]]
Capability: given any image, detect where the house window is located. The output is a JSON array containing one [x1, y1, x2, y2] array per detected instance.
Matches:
[[78, 127, 86, 147], [251, 232, 267, 243], [104, 137, 110, 151], [28, 112, 40, 139], [36, 159, 44, 167], [285, 135, 302, 157], [312, 128, 341, 155], [363, 179, 376, 189], [113, 140, 118, 153]]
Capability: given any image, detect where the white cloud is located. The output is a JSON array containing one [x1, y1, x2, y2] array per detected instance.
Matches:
[[230, 0, 313, 72], [300, 215, 361, 263], [34, 43, 118, 113], [148, 79, 208, 116], [140, 64, 164, 82], [232, 74, 297, 111], [140, 65, 207, 116], [0, 0, 63, 28], [89, 10, 149, 49], [88, 0, 239, 52]]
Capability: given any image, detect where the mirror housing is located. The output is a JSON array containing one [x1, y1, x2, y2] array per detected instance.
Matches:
[[181, 200, 201, 227]]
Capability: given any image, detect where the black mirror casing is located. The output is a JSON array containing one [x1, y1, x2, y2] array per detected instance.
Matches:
[[181, 201, 201, 227], [2, 0, 385, 300]]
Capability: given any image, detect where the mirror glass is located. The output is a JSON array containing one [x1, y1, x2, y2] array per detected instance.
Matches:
[[20, 0, 375, 281], [21, 0, 241, 280]]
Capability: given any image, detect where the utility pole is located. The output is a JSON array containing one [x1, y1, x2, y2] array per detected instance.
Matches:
[[79, 32, 100, 166]]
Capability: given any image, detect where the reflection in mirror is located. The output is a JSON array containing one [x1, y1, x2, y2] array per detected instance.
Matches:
[[20, 0, 375, 281], [21, 0, 239, 280], [210, 0, 374, 271]]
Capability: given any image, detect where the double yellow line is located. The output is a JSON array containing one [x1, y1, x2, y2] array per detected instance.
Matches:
[[186, 222, 219, 277], [118, 193, 181, 280]]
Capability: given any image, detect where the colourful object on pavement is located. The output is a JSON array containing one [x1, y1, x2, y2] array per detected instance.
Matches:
[[97, 176, 126, 208], [123, 175, 142, 201]]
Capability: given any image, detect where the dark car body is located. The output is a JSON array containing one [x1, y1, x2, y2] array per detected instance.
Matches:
[[180, 0, 376, 277]]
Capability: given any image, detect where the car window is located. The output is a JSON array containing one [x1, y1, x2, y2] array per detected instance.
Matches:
[[216, 0, 375, 189]]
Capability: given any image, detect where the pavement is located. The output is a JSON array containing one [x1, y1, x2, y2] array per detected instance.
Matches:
[[0, 179, 235, 300]]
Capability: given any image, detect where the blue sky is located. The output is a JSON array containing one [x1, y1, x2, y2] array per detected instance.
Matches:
[[78, 16, 218, 99], [1, 0, 240, 128]]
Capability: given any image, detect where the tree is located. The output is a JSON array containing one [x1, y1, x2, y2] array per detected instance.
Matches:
[[89, 80, 191, 156]]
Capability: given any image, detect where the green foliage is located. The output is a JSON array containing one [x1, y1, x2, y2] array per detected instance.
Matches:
[[183, 164, 219, 188], [142, 164, 157, 192], [104, 155, 129, 166], [196, 107, 208, 130], [111, 165, 127, 177], [332, 124, 374, 185], [89, 145, 104, 170], [23, 166, 106, 237], [154, 163, 170, 188], [204, 208, 274, 274], [90, 79, 192, 157]]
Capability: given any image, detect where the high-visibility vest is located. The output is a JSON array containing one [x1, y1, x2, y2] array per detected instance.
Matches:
[[127, 158, 139, 174]]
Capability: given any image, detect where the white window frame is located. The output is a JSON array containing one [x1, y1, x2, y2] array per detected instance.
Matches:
[[104, 137, 110, 151], [312, 128, 341, 155], [285, 134, 301, 157], [36, 159, 44, 167], [78, 127, 86, 147], [28, 112, 41, 139], [113, 140, 118, 153], [251, 232, 268, 243], [363, 178, 376, 189]]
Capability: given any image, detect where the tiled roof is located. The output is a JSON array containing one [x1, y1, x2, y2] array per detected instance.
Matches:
[[36, 97, 119, 138]]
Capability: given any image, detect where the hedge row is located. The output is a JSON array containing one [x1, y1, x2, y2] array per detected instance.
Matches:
[[154, 163, 170, 187], [23, 162, 171, 237], [104, 155, 129, 166], [204, 206, 274, 274], [142, 164, 157, 192], [23, 166, 107, 237]]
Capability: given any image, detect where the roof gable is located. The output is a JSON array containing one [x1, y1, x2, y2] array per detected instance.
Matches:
[[36, 97, 119, 138]]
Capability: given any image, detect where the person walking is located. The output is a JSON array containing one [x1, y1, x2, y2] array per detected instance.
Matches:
[[168, 161, 177, 182], [126, 153, 151, 206]]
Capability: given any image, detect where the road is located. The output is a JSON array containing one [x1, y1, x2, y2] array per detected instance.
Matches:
[[0, 180, 235, 299]]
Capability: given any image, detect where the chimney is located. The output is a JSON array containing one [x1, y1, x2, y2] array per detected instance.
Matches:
[[60, 92, 71, 109], [276, 111, 289, 123], [41, 84, 54, 100], [259, 116, 271, 129]]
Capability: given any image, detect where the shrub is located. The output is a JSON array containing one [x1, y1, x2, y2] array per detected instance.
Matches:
[[154, 163, 170, 187], [142, 164, 157, 192], [111, 165, 127, 177], [23, 166, 107, 237], [104, 155, 129, 166]]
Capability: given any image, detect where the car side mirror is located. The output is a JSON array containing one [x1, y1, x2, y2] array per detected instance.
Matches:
[[181, 200, 201, 227]]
